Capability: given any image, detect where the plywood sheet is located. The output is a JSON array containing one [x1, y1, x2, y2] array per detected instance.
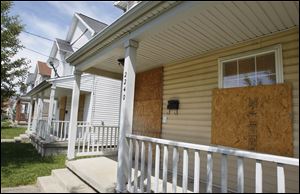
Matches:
[[211, 83, 293, 156], [133, 67, 163, 138]]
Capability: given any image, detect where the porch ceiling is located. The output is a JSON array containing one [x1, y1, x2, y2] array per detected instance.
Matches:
[[77, 1, 299, 76]]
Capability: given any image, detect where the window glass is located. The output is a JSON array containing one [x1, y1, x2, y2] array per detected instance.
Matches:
[[222, 51, 278, 88], [238, 57, 256, 87], [223, 61, 238, 88]]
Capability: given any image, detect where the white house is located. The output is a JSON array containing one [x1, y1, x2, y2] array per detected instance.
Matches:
[[25, 13, 121, 156]]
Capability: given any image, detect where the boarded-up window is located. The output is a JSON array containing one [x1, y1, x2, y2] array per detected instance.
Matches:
[[221, 48, 280, 88], [211, 83, 293, 157]]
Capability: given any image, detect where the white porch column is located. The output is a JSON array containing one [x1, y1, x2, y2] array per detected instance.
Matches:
[[31, 95, 40, 132], [26, 97, 33, 133], [67, 70, 82, 160], [38, 94, 44, 120], [46, 84, 56, 142], [116, 39, 138, 193]]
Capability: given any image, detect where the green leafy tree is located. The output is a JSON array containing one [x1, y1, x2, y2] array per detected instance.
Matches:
[[1, 1, 29, 110]]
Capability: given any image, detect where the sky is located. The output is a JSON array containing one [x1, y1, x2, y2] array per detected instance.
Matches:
[[10, 1, 124, 73]]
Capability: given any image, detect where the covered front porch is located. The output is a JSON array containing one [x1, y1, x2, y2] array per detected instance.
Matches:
[[65, 1, 299, 193], [25, 76, 119, 156]]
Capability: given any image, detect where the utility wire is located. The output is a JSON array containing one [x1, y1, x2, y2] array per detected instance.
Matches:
[[23, 47, 63, 63], [22, 30, 54, 42]]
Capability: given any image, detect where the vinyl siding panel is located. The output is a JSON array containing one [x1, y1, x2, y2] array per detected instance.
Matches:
[[91, 76, 121, 126], [162, 28, 299, 192]]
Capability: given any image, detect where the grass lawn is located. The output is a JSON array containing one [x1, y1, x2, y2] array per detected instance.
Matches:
[[1, 127, 26, 139], [1, 142, 66, 187]]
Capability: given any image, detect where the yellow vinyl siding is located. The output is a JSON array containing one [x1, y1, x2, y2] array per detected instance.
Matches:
[[162, 28, 299, 192]]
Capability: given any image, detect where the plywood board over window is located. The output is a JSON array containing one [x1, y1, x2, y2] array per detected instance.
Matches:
[[211, 83, 293, 157], [133, 67, 163, 138]]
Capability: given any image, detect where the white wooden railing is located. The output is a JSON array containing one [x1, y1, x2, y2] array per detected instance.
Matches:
[[36, 119, 48, 139], [50, 120, 70, 141], [75, 124, 119, 157], [35, 120, 91, 142], [126, 134, 299, 193]]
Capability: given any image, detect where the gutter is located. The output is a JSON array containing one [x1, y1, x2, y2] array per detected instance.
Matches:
[[66, 1, 177, 64]]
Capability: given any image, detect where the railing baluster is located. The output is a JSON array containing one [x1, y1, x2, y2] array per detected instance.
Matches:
[[92, 126, 96, 152], [128, 138, 133, 192], [172, 146, 179, 193], [206, 152, 213, 193], [147, 142, 152, 193], [255, 160, 262, 193], [64, 122, 67, 140], [194, 151, 200, 193], [140, 141, 146, 193], [163, 145, 169, 193], [237, 156, 244, 193], [77, 125, 81, 154], [134, 140, 139, 193], [101, 126, 104, 152], [110, 127, 113, 151], [114, 127, 117, 150], [277, 163, 285, 193], [60, 122, 63, 141], [154, 144, 160, 193], [106, 127, 109, 151], [221, 154, 228, 193], [87, 127, 91, 153], [97, 126, 100, 152], [82, 126, 86, 153], [182, 148, 188, 193]]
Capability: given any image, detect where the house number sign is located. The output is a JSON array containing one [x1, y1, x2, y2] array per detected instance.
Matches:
[[122, 71, 127, 101]]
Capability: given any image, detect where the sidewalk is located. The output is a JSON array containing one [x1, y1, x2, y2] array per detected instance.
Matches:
[[1, 185, 40, 193]]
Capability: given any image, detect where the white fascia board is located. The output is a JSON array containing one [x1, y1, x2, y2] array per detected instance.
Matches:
[[66, 1, 163, 64], [25, 80, 51, 97], [48, 42, 58, 63], [48, 73, 91, 84], [74, 13, 95, 36], [66, 16, 79, 42]]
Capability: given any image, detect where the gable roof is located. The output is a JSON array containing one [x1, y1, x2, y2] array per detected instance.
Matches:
[[37, 61, 51, 76], [56, 38, 74, 53], [76, 13, 108, 34]]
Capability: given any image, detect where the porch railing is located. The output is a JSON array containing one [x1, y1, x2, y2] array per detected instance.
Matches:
[[75, 124, 119, 157], [50, 120, 70, 141], [126, 134, 299, 193], [35, 120, 91, 142], [36, 119, 48, 139]]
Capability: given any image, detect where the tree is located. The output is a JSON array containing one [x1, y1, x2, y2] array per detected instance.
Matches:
[[1, 1, 29, 109]]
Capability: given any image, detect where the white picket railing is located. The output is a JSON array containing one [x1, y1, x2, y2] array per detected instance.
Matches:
[[35, 120, 91, 142], [50, 120, 70, 141], [126, 134, 299, 193], [36, 119, 48, 139], [75, 124, 119, 157]]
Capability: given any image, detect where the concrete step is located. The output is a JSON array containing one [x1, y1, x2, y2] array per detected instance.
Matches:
[[20, 133, 29, 140], [51, 168, 96, 193], [37, 176, 68, 193], [13, 137, 21, 143], [66, 157, 118, 193]]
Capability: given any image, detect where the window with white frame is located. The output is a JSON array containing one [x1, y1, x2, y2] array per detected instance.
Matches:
[[218, 45, 283, 88]]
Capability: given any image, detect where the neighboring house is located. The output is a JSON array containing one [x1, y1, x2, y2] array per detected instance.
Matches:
[[59, 1, 299, 193], [13, 73, 36, 125], [25, 13, 121, 156]]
